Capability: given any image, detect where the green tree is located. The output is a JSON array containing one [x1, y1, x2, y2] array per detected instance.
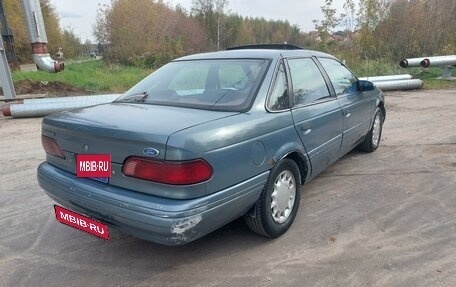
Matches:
[[95, 0, 206, 66], [313, 0, 338, 48], [340, 0, 356, 32], [3, 0, 28, 62], [60, 28, 82, 59], [356, 0, 390, 58], [40, 0, 62, 55], [191, 0, 230, 50], [372, 0, 456, 59]]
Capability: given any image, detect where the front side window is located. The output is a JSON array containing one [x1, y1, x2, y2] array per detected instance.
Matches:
[[267, 61, 289, 111], [288, 58, 330, 106], [117, 59, 269, 112], [318, 57, 357, 95]]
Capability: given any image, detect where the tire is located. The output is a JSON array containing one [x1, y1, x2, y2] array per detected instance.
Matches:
[[244, 159, 301, 238], [359, 109, 384, 152]]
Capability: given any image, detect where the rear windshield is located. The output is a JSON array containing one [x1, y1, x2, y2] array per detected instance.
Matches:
[[116, 59, 269, 112]]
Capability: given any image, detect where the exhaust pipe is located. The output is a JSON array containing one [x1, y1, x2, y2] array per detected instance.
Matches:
[[420, 55, 456, 68], [20, 0, 64, 72]]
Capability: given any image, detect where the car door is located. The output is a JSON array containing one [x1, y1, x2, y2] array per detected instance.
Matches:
[[287, 57, 343, 179], [317, 57, 374, 154]]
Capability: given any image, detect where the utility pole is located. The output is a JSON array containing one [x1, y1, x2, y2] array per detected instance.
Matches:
[[0, 0, 16, 99], [0, 35, 16, 99]]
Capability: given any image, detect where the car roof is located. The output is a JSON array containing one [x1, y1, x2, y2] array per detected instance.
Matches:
[[175, 48, 338, 61]]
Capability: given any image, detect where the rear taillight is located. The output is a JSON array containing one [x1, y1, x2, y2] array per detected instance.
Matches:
[[122, 157, 213, 185], [41, 135, 66, 159]]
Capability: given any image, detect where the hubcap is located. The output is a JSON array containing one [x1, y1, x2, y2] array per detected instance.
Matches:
[[372, 114, 382, 147], [270, 170, 296, 223]]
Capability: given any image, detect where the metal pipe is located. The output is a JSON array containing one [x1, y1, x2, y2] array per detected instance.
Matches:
[[359, 74, 413, 82], [2, 94, 121, 118], [420, 55, 456, 68], [22, 94, 121, 104], [399, 57, 425, 68], [373, 79, 423, 91], [20, 0, 64, 72], [32, 54, 64, 72]]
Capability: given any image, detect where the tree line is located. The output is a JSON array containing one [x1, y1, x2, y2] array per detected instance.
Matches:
[[95, 0, 456, 67], [94, 0, 307, 66], [2, 0, 455, 67], [366, 0, 456, 59], [315, 0, 456, 63]]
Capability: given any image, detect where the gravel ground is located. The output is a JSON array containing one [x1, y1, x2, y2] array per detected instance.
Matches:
[[1, 89, 456, 287]]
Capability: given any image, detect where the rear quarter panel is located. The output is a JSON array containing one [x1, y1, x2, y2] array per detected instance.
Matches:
[[166, 111, 306, 196]]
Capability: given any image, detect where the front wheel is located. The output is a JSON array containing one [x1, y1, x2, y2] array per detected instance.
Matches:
[[244, 159, 301, 238], [359, 109, 384, 152]]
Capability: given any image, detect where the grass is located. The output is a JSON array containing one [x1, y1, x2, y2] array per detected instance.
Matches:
[[12, 60, 153, 93], [11, 58, 456, 93], [348, 59, 405, 77]]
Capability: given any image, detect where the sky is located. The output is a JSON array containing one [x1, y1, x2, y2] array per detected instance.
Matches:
[[49, 0, 346, 43]]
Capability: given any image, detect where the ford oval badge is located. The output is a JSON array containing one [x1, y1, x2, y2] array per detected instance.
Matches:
[[143, 147, 160, 157]]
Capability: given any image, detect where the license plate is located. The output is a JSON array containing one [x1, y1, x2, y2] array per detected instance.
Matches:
[[76, 154, 111, 178], [90, 177, 109, 184], [54, 205, 109, 240]]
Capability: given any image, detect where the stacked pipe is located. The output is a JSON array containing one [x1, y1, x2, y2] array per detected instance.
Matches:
[[420, 55, 456, 68], [400, 55, 456, 79], [400, 55, 456, 68], [359, 74, 423, 91], [2, 94, 121, 118]]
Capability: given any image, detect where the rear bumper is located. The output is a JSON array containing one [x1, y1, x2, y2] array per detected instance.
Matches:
[[37, 162, 268, 246]]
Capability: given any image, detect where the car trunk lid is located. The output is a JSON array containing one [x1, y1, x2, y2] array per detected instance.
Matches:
[[42, 102, 237, 174]]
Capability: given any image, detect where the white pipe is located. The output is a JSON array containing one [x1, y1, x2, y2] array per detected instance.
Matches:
[[373, 79, 423, 91], [359, 74, 413, 82], [420, 55, 456, 68], [2, 94, 121, 118], [21, 0, 64, 72], [21, 0, 47, 43], [399, 57, 425, 68], [32, 54, 64, 73], [23, 94, 121, 104]]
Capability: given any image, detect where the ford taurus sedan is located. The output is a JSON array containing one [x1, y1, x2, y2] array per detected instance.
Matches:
[[37, 44, 385, 245]]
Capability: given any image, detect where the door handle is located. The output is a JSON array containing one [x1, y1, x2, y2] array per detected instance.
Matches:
[[345, 112, 351, 118], [301, 126, 312, 135]]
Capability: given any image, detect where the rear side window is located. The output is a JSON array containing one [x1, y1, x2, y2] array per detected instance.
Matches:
[[288, 58, 330, 106], [267, 61, 289, 111], [318, 58, 357, 95]]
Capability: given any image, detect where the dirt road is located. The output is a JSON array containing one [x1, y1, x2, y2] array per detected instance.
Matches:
[[1, 89, 455, 287]]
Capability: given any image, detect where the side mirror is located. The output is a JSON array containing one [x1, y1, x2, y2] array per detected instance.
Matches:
[[358, 80, 375, 92]]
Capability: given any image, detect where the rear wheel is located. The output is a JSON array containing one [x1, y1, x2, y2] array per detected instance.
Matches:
[[244, 159, 301, 238], [359, 109, 383, 152]]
